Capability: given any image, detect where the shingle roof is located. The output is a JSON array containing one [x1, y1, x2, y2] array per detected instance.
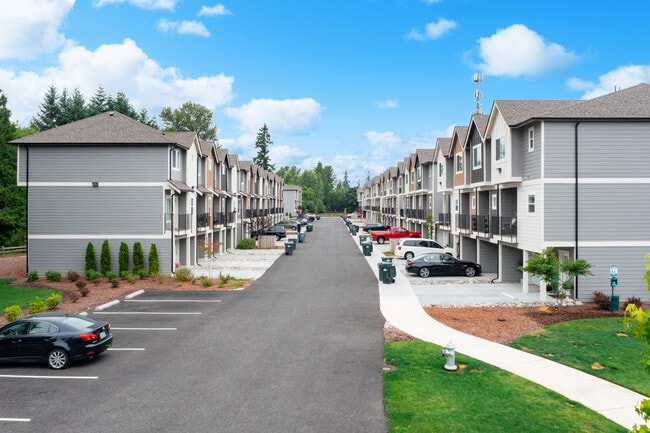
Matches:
[[10, 111, 176, 145], [162, 131, 197, 150], [416, 148, 434, 165], [435, 138, 453, 157]]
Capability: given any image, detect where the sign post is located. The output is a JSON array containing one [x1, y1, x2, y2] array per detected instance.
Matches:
[[609, 265, 619, 312]]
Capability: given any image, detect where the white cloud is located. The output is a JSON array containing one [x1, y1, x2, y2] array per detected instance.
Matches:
[[0, 39, 234, 124], [224, 98, 322, 135], [157, 19, 211, 37], [405, 18, 457, 41], [93, 0, 178, 10], [199, 4, 233, 16], [270, 144, 308, 167], [569, 65, 650, 99], [0, 0, 74, 60], [477, 24, 578, 77], [373, 99, 399, 109]]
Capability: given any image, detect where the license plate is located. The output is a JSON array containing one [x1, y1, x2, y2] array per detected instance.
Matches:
[[99, 331, 106, 339]]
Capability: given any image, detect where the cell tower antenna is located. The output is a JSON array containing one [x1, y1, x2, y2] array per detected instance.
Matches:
[[473, 73, 483, 114]]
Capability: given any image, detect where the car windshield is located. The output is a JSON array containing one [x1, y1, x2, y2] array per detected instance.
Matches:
[[60, 316, 97, 330]]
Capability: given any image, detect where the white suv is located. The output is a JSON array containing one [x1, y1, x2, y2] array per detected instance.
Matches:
[[395, 238, 454, 260]]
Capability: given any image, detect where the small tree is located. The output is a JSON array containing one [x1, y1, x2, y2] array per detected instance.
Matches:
[[85, 242, 96, 276], [148, 243, 159, 276], [518, 247, 593, 306], [424, 213, 436, 239], [133, 242, 144, 275], [253, 124, 275, 171], [100, 240, 111, 275], [624, 253, 650, 432], [118, 242, 129, 275]]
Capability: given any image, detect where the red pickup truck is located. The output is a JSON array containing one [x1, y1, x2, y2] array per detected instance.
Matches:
[[370, 227, 421, 244]]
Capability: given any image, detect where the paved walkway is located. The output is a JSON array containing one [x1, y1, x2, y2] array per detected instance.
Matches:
[[350, 225, 645, 430]]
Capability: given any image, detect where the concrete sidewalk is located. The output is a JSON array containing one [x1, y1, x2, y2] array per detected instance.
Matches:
[[351, 228, 645, 430]]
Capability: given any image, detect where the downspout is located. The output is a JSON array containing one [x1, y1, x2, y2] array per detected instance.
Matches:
[[25, 145, 29, 273], [169, 145, 176, 273], [491, 183, 500, 283], [574, 121, 580, 299]]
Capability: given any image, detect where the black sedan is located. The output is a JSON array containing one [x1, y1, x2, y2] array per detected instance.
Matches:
[[362, 222, 390, 232], [405, 253, 482, 278], [0, 312, 113, 369], [252, 225, 287, 240]]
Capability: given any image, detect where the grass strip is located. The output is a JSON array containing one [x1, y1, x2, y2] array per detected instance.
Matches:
[[0, 278, 60, 311]]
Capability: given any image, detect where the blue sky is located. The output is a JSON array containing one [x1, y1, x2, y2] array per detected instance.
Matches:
[[1, 0, 649, 185]]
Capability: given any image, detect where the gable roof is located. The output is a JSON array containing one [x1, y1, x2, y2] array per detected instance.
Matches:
[[10, 111, 176, 145], [162, 131, 198, 150], [435, 138, 453, 157]]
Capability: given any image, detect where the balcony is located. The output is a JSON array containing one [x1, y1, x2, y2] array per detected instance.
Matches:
[[165, 213, 192, 234], [456, 214, 470, 233], [471, 215, 490, 237], [492, 216, 517, 243], [438, 213, 451, 227], [197, 213, 209, 230]]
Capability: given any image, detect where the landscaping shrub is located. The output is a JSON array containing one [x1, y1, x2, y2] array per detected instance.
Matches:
[[69, 291, 81, 303], [106, 271, 117, 280], [201, 276, 213, 287], [86, 269, 101, 282], [77, 281, 89, 296], [67, 270, 80, 282], [593, 291, 611, 310], [119, 242, 129, 275], [175, 267, 194, 282], [110, 278, 120, 288], [100, 240, 111, 275], [45, 293, 62, 309], [4, 305, 21, 322], [236, 238, 256, 249], [136, 269, 148, 279], [26, 270, 39, 282], [29, 297, 46, 314], [85, 242, 97, 275], [623, 296, 643, 310], [133, 241, 145, 275], [45, 270, 62, 282], [75, 280, 87, 290], [148, 243, 159, 276]]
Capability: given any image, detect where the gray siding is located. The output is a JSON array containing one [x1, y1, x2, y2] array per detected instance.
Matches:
[[544, 122, 575, 178], [501, 245, 523, 283], [519, 124, 541, 179], [478, 240, 497, 273], [19, 145, 168, 183], [545, 183, 650, 242], [29, 186, 165, 235], [27, 238, 172, 275]]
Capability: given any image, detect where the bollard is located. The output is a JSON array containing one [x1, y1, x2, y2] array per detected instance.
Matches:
[[441, 340, 458, 371]]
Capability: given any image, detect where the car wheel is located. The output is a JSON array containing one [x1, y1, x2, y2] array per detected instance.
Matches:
[[377, 237, 386, 244], [404, 252, 414, 260], [419, 267, 431, 278], [465, 267, 477, 277], [47, 348, 69, 370]]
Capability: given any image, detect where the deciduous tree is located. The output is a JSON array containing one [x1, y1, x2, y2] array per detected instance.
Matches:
[[160, 101, 217, 141]]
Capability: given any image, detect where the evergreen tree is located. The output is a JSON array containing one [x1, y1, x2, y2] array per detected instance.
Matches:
[[88, 86, 109, 115], [68, 87, 88, 123], [100, 240, 111, 275], [119, 242, 129, 276], [133, 241, 144, 274], [253, 124, 275, 171], [148, 243, 159, 276], [85, 242, 97, 275], [109, 90, 138, 118], [0, 90, 24, 246], [30, 84, 62, 131]]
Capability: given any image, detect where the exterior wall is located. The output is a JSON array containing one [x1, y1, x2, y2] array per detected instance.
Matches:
[[519, 123, 542, 180], [517, 181, 543, 252]]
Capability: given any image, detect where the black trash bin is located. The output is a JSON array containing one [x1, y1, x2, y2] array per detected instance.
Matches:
[[362, 241, 372, 256], [284, 241, 294, 255], [377, 262, 396, 284]]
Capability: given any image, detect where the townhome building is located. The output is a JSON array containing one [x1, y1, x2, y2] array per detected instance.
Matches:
[[360, 83, 650, 301], [11, 111, 285, 275]]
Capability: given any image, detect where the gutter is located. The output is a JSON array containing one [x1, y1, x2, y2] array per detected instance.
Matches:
[[574, 121, 580, 299]]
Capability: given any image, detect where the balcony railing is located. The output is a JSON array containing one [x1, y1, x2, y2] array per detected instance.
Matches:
[[197, 213, 209, 229], [457, 214, 470, 233], [438, 213, 451, 226], [492, 216, 517, 242], [471, 215, 490, 237]]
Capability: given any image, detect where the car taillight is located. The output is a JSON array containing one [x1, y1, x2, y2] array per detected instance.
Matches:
[[407, 261, 415, 266], [79, 333, 98, 342], [397, 246, 402, 250], [107, 324, 111, 332]]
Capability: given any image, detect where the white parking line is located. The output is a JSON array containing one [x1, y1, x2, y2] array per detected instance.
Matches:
[[107, 348, 146, 351], [0, 374, 98, 380], [93, 312, 202, 315], [124, 299, 221, 303], [111, 327, 177, 331], [0, 418, 30, 422]]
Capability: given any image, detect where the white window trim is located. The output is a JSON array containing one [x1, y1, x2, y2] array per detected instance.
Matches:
[[496, 137, 506, 161], [491, 193, 497, 210], [528, 127, 535, 152], [472, 144, 482, 169], [471, 196, 476, 209], [171, 149, 180, 171], [528, 195, 536, 213], [455, 152, 463, 173]]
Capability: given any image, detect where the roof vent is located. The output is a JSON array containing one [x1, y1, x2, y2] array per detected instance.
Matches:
[[108, 111, 114, 116]]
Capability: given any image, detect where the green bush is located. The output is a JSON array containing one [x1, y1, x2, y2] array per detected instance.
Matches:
[[119, 242, 129, 275], [66, 270, 80, 282], [175, 267, 194, 282], [593, 291, 611, 310], [85, 242, 97, 275], [45, 293, 62, 309], [236, 238, 256, 249], [106, 271, 117, 280], [133, 241, 144, 275], [148, 243, 159, 276], [75, 280, 87, 290], [201, 276, 213, 287], [26, 270, 39, 282], [45, 270, 62, 282], [136, 269, 148, 279], [29, 297, 46, 314], [4, 305, 22, 322], [100, 240, 111, 275], [86, 269, 101, 282]]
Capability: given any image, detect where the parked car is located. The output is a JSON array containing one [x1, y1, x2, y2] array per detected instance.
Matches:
[[395, 238, 454, 260], [0, 312, 113, 369], [405, 253, 482, 278], [369, 227, 421, 244], [362, 222, 390, 232], [252, 225, 287, 240]]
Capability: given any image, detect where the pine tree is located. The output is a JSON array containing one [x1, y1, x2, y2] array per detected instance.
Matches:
[[133, 241, 144, 274], [253, 124, 275, 171], [85, 242, 97, 276], [148, 243, 159, 276], [119, 242, 129, 276], [88, 86, 109, 115], [30, 84, 62, 131], [100, 240, 111, 275]]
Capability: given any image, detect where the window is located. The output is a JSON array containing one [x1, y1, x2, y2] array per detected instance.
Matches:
[[528, 127, 535, 152], [454, 199, 459, 212], [528, 195, 536, 213], [171, 149, 180, 170], [472, 144, 482, 169], [471, 196, 476, 209], [491, 193, 497, 210], [455, 152, 463, 173], [439, 162, 443, 177], [496, 138, 506, 161]]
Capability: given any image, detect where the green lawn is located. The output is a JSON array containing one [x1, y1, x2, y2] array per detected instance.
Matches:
[[511, 317, 649, 395], [384, 340, 627, 433], [0, 278, 60, 311]]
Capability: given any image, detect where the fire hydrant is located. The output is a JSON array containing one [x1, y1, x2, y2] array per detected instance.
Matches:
[[441, 340, 458, 371]]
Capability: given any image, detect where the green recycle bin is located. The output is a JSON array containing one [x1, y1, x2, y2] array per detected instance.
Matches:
[[359, 234, 367, 244], [610, 295, 620, 311], [349, 225, 358, 236], [378, 262, 396, 284], [298, 233, 306, 243], [284, 241, 294, 255], [306, 224, 313, 232], [362, 241, 372, 256], [381, 256, 394, 264]]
